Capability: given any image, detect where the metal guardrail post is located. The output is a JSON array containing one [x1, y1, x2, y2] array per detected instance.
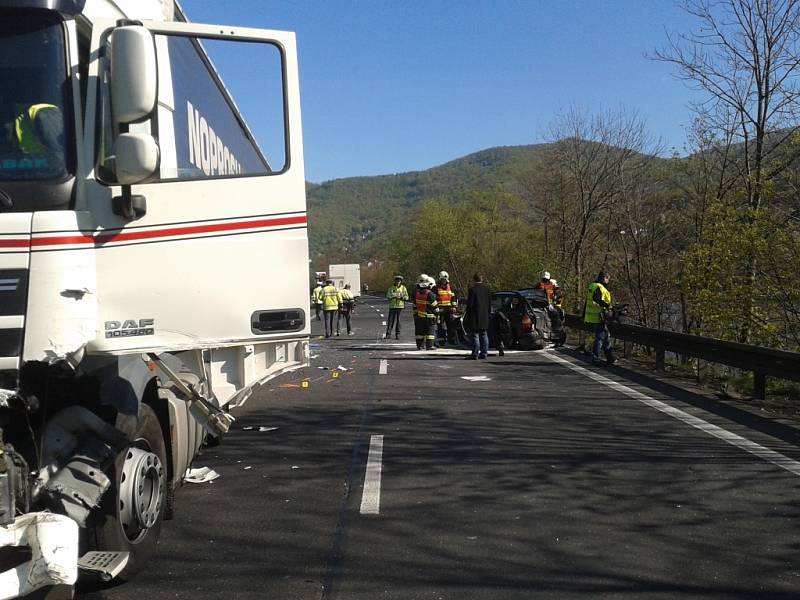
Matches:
[[655, 347, 665, 371], [753, 373, 766, 400]]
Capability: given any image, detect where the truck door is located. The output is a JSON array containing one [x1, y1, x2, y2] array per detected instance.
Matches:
[[80, 21, 309, 371]]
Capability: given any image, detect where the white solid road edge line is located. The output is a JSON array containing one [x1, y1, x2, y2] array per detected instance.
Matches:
[[360, 435, 384, 515], [379, 359, 388, 375], [543, 351, 800, 478]]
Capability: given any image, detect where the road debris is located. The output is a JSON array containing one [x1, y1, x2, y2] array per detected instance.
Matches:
[[185, 467, 220, 484], [461, 375, 492, 382]]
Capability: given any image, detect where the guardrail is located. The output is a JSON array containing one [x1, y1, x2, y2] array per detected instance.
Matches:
[[563, 314, 800, 399]]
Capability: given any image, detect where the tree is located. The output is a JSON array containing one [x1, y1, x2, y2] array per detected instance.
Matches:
[[396, 190, 542, 295], [656, 0, 800, 211], [539, 106, 657, 309], [656, 0, 800, 342]]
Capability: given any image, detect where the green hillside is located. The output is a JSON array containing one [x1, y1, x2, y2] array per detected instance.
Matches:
[[306, 144, 550, 266]]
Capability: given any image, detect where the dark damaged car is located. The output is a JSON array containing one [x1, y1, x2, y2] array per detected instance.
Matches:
[[491, 288, 567, 350]]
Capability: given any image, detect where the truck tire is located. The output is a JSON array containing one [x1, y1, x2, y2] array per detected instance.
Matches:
[[92, 403, 166, 581]]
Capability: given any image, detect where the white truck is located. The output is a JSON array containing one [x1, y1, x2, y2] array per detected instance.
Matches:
[[0, 0, 309, 595], [328, 263, 361, 297]]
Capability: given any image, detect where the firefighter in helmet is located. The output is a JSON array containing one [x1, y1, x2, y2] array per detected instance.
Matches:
[[413, 274, 438, 350], [433, 270, 457, 347], [535, 271, 556, 304]]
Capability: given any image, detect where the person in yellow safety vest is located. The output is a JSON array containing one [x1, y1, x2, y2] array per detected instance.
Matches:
[[311, 281, 324, 321], [321, 279, 340, 338], [433, 270, 457, 347], [337, 284, 356, 336], [413, 274, 438, 350], [385, 275, 409, 340], [12, 103, 65, 175], [584, 270, 615, 364]]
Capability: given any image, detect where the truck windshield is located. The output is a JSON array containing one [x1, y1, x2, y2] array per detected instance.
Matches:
[[0, 13, 71, 182]]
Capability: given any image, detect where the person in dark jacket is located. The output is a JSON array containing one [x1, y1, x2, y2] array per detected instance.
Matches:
[[464, 273, 491, 359]]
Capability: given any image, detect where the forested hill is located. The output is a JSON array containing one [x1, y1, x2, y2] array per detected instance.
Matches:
[[306, 144, 550, 264]]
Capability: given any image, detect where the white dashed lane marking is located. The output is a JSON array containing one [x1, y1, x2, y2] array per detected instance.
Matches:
[[360, 434, 384, 515]]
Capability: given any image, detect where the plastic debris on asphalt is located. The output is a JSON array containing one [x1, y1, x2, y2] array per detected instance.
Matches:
[[185, 466, 220, 484]]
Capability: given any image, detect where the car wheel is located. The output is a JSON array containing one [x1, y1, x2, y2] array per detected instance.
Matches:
[[91, 404, 166, 581]]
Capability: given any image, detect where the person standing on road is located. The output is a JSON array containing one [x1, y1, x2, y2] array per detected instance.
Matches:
[[413, 274, 438, 350], [433, 271, 457, 347], [464, 273, 491, 359], [584, 271, 615, 364], [311, 281, 323, 321], [321, 279, 340, 338], [385, 275, 409, 339], [337, 284, 356, 336]]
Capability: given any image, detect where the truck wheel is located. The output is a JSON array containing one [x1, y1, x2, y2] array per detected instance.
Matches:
[[93, 404, 166, 581]]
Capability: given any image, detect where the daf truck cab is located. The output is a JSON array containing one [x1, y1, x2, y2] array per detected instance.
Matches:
[[0, 0, 310, 595]]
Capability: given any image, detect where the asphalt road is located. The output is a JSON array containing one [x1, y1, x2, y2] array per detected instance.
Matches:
[[81, 296, 800, 600]]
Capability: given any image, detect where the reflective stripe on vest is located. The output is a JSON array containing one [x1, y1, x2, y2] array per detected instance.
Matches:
[[322, 285, 339, 310], [437, 285, 454, 306], [415, 290, 435, 318], [387, 285, 408, 309]]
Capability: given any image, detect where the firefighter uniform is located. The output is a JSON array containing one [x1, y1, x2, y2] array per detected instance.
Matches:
[[414, 279, 438, 350], [433, 280, 456, 346]]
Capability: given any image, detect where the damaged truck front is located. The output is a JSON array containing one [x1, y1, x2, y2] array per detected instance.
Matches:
[[0, 0, 310, 595]]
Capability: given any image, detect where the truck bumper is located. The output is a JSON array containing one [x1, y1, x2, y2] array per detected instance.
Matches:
[[0, 513, 78, 599]]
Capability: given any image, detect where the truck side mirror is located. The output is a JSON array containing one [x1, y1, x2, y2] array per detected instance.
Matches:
[[110, 25, 157, 124], [114, 133, 159, 184]]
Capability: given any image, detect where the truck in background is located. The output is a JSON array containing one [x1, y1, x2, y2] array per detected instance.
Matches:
[[0, 0, 308, 595], [329, 263, 361, 297]]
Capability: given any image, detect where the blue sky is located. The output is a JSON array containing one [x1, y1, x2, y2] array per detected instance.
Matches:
[[181, 1, 701, 183]]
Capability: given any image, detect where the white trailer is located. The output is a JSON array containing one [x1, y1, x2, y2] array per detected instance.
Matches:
[[0, 0, 309, 594], [329, 263, 361, 297]]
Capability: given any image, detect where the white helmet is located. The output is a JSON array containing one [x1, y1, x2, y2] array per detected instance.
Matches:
[[425, 275, 436, 287], [551, 279, 558, 287], [438, 270, 449, 280], [417, 273, 429, 286], [542, 271, 551, 280]]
